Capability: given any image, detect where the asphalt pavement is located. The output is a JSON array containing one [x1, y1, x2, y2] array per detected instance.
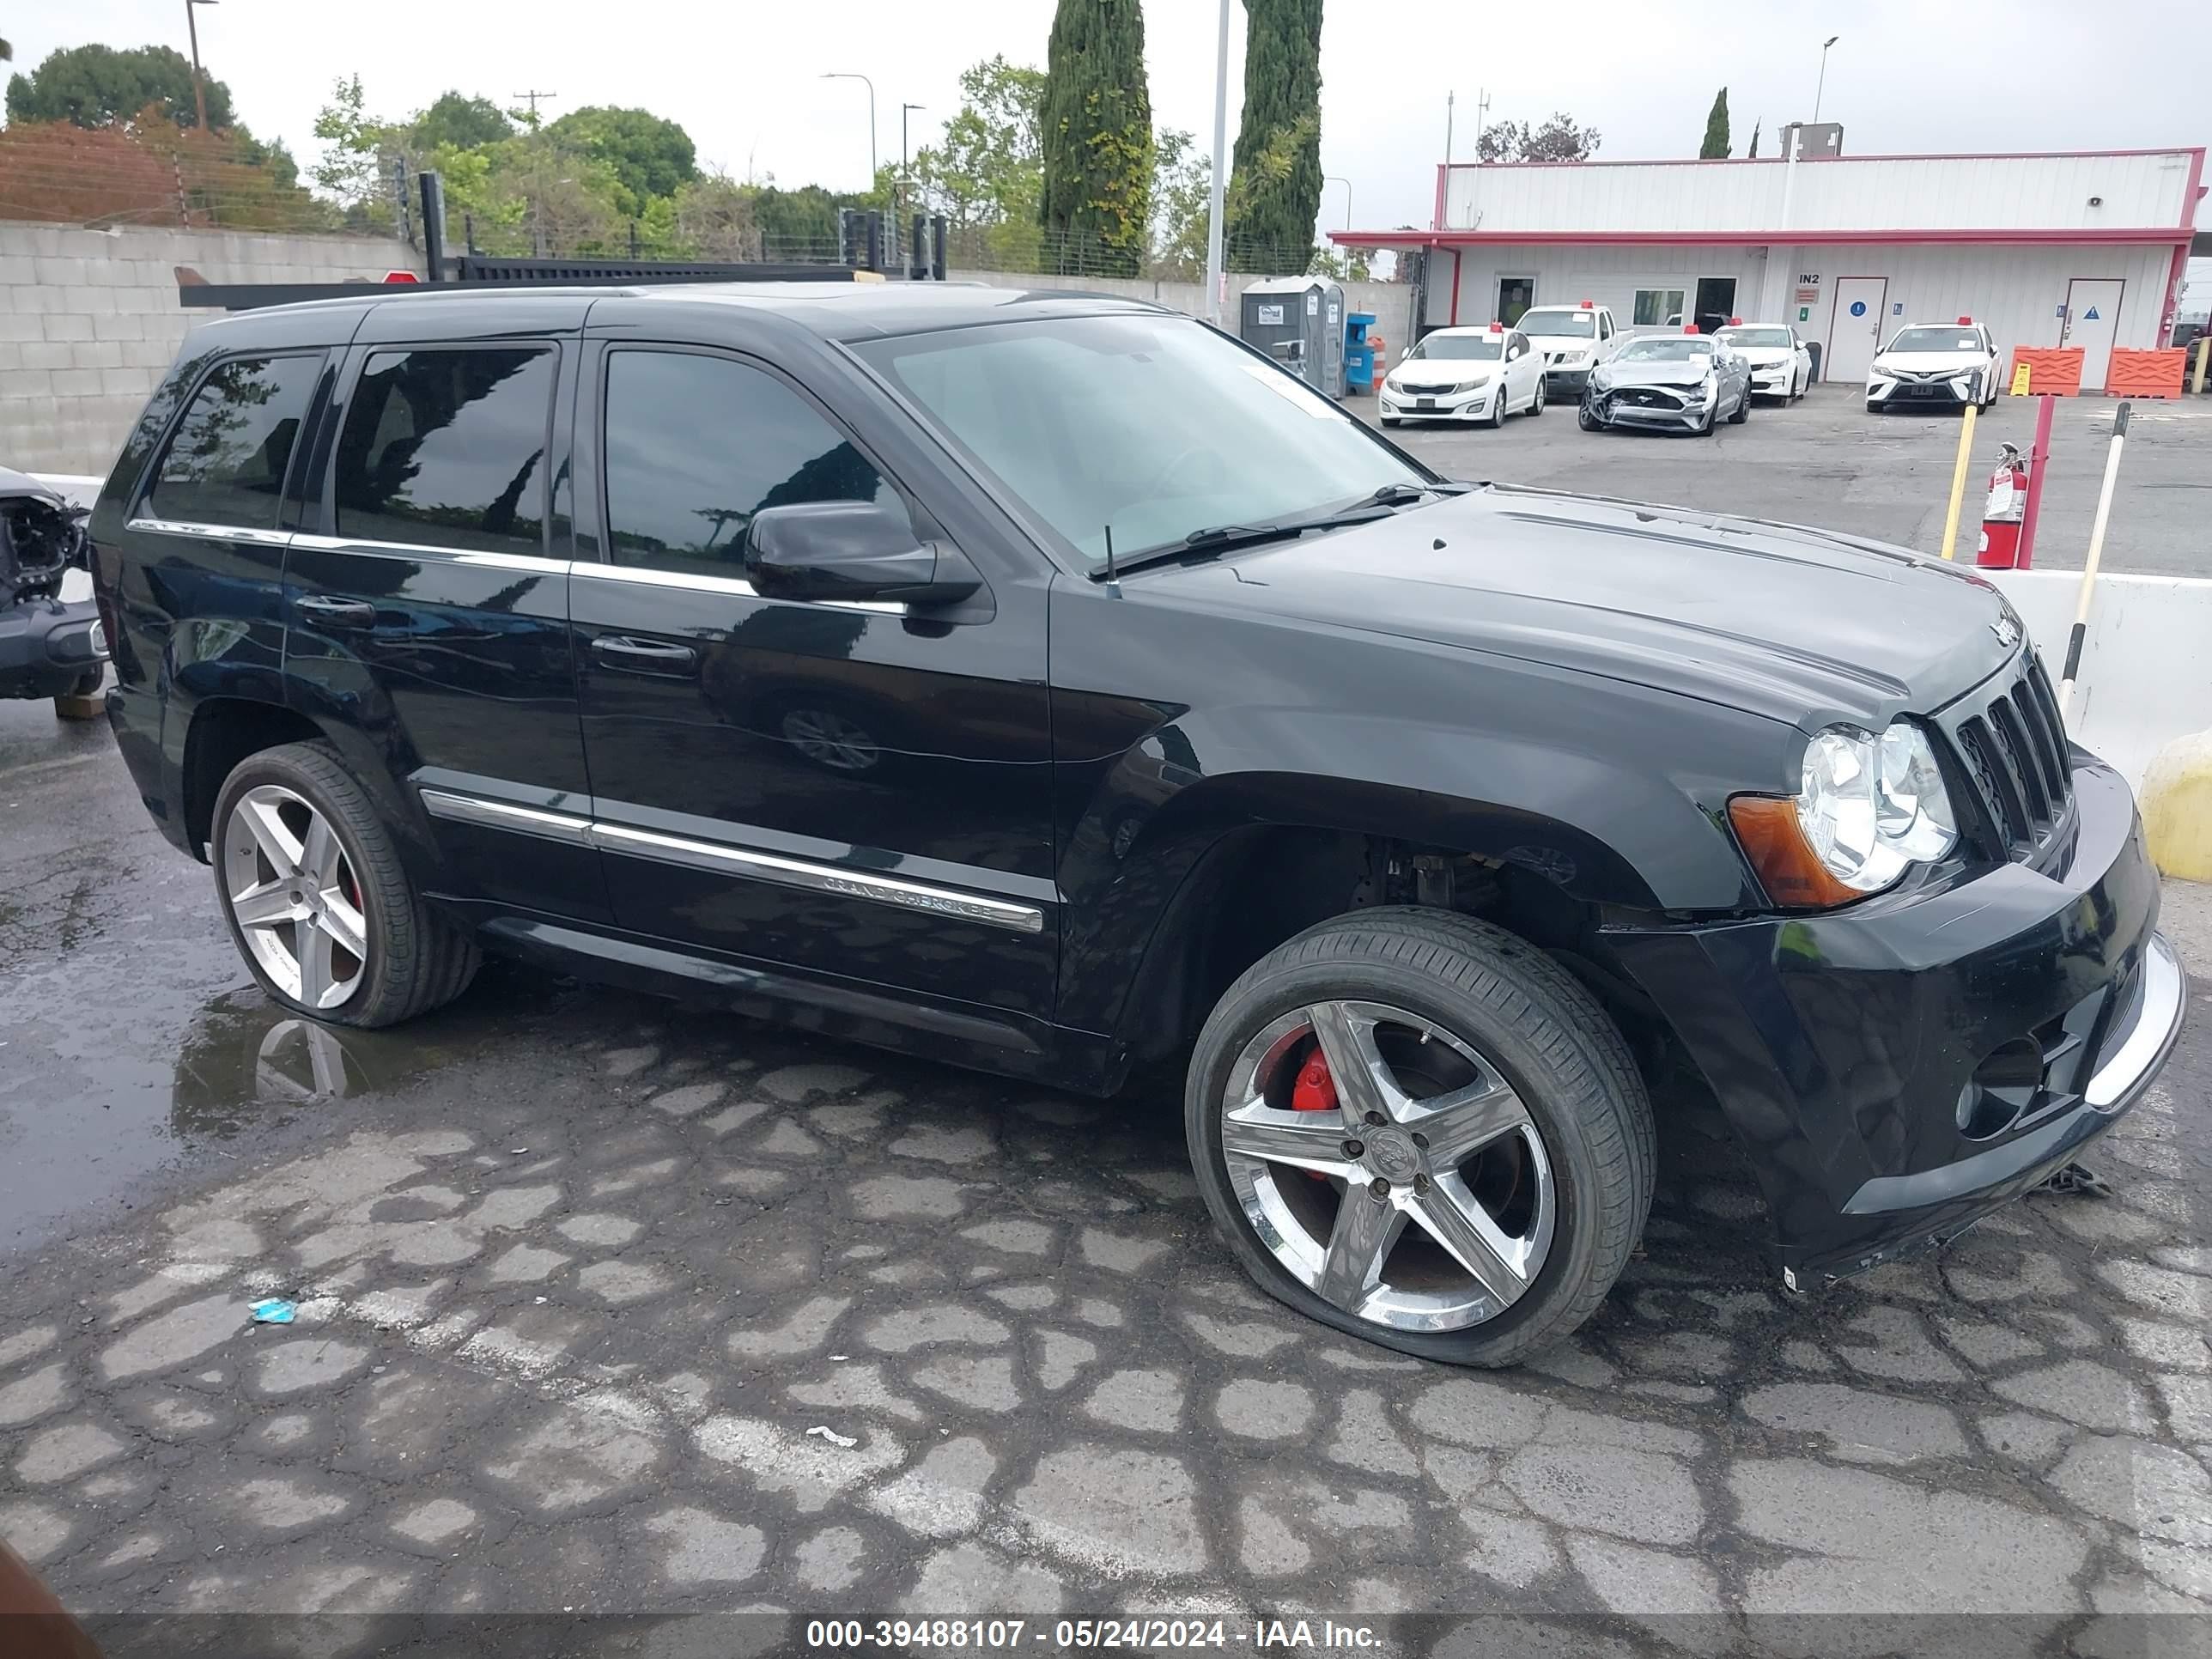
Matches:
[[3, 398, 2210, 1644], [1358, 386, 2211, 580]]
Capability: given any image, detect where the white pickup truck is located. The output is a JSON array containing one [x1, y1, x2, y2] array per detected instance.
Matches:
[[1513, 302, 1618, 396]]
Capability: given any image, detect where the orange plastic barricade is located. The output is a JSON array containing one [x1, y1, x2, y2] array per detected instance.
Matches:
[[2104, 348, 2186, 399], [2008, 348, 2085, 396]]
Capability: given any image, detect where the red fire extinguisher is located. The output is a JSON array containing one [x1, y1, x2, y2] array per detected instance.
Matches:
[[1976, 442, 2029, 568]]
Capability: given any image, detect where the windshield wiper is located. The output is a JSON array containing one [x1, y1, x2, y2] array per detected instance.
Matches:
[[1108, 482, 1465, 575]]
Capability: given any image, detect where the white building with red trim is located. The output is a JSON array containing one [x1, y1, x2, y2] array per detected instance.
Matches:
[[1332, 147, 2204, 390]]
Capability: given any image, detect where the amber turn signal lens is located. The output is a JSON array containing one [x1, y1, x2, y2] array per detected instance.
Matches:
[[1727, 796, 1865, 910]]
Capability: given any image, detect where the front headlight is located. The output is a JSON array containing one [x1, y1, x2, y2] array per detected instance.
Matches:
[[1730, 722, 1960, 907], [1684, 376, 1714, 403], [1456, 375, 1491, 392], [1869, 363, 1897, 382]]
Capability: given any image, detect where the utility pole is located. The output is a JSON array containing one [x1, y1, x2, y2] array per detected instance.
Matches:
[[184, 0, 218, 131], [900, 102, 924, 276], [1444, 92, 1454, 166], [1204, 0, 1231, 325], [512, 88, 556, 124], [1813, 35, 1838, 125]]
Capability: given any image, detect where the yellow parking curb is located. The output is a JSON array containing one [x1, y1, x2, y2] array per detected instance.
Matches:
[[2141, 728, 2212, 880]]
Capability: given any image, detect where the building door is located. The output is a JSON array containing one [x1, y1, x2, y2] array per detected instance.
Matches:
[[1824, 276, 1888, 381], [1692, 276, 1736, 337], [2061, 279, 2124, 392], [1496, 276, 1534, 327]]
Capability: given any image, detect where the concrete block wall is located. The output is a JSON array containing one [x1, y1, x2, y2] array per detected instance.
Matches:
[[0, 221, 418, 477]]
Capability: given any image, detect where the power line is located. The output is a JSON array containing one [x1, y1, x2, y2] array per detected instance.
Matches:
[[511, 89, 557, 120]]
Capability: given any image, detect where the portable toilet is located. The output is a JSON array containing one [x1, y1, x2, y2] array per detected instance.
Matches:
[[1344, 312, 1377, 394], [1239, 276, 1346, 398]]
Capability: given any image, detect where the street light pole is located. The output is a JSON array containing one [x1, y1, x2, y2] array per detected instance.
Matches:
[[1813, 34, 1838, 125], [1324, 175, 1352, 231], [1204, 0, 1231, 325], [900, 102, 923, 276], [821, 72, 878, 191], [185, 0, 218, 131]]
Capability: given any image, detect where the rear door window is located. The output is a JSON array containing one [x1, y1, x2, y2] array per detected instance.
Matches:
[[600, 349, 901, 582], [332, 347, 555, 556], [145, 355, 323, 531]]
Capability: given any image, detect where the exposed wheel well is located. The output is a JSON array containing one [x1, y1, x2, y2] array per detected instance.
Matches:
[[1121, 825, 1671, 1089], [180, 698, 324, 859]]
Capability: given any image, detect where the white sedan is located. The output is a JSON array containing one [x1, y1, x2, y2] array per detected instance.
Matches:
[[1378, 324, 1547, 428], [1714, 322, 1813, 401], [1867, 319, 2002, 412]]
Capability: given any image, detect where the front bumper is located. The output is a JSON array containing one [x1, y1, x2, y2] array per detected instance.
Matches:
[[1584, 387, 1711, 430], [1609, 758, 2185, 1282], [1868, 377, 1974, 408], [0, 595, 105, 697], [1379, 383, 1498, 421], [1750, 366, 1795, 397], [1543, 364, 1592, 393]]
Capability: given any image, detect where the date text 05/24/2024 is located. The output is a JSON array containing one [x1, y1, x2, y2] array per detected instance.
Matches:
[[804, 1619, 1384, 1650]]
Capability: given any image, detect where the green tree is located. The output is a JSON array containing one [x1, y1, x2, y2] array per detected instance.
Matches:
[[310, 75, 396, 220], [545, 106, 697, 217], [1038, 0, 1152, 276], [1148, 126, 1211, 280], [6, 43, 234, 130], [1700, 88, 1730, 159], [1226, 0, 1322, 273], [908, 56, 1047, 268], [409, 91, 514, 153], [1476, 112, 1600, 163]]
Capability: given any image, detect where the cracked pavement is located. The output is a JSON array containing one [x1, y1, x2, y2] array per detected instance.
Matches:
[[3, 711, 2210, 1654]]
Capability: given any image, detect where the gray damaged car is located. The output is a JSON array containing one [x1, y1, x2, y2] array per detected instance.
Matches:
[[1579, 332, 1754, 436], [0, 468, 106, 703]]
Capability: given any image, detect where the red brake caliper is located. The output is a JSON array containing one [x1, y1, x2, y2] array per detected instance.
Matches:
[[1291, 1047, 1337, 1179]]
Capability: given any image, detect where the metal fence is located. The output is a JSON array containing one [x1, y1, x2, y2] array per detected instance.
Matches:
[[0, 137, 1382, 284]]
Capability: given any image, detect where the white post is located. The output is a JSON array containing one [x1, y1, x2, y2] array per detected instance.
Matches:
[[1767, 123, 1801, 321], [1205, 0, 1231, 325]]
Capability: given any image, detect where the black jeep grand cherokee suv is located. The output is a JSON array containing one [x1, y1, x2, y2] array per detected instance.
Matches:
[[91, 283, 2184, 1366]]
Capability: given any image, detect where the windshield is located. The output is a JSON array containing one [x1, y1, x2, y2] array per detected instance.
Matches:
[[1887, 327, 1983, 354], [1522, 309, 1592, 338], [855, 314, 1426, 568], [1517, 310, 1596, 339], [1718, 326, 1790, 349], [1408, 334, 1504, 362], [1614, 338, 1713, 363]]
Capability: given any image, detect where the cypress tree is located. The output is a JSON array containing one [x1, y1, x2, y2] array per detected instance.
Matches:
[[1038, 0, 1152, 277], [1227, 0, 1324, 272], [1699, 88, 1730, 159]]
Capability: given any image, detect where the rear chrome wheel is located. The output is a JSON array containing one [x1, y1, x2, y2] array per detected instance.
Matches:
[[1187, 908, 1653, 1367], [222, 783, 370, 1012], [211, 740, 478, 1029], [1220, 1000, 1555, 1332]]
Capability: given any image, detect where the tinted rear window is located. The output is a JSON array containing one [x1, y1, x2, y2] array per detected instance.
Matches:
[[145, 355, 323, 531], [333, 348, 554, 555]]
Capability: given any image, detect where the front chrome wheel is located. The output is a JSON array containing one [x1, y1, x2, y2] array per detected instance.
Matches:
[[1219, 999, 1555, 1334], [781, 707, 882, 773], [220, 783, 369, 1012]]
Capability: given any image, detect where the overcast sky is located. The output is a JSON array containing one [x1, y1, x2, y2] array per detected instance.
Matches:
[[12, 0, 2206, 240]]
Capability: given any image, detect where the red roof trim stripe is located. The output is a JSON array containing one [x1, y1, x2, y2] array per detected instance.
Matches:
[[1437, 146, 2204, 170], [1328, 227, 2193, 249]]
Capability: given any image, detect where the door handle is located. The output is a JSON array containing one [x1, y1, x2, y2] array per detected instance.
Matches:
[[295, 595, 377, 629], [590, 635, 700, 675]]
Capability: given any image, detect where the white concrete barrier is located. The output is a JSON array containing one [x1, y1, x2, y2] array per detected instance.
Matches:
[[1984, 568, 2212, 793]]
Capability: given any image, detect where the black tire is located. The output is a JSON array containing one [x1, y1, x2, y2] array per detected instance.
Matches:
[[1728, 386, 1751, 424], [1528, 378, 1547, 417], [67, 667, 104, 698], [1577, 401, 1602, 432], [1487, 390, 1507, 429], [1185, 907, 1655, 1368], [1692, 402, 1717, 436], [1380, 416, 1401, 428], [211, 741, 479, 1029]]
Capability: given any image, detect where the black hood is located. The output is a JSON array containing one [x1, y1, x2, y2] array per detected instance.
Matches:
[[1146, 483, 2021, 731]]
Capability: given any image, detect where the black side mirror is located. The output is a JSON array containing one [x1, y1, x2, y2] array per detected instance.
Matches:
[[744, 501, 979, 606]]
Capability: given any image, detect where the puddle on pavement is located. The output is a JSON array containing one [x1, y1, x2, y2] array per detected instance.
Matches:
[[0, 960, 592, 1255]]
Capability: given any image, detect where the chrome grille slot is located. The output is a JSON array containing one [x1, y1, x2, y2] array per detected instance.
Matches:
[[1939, 653, 2075, 862]]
